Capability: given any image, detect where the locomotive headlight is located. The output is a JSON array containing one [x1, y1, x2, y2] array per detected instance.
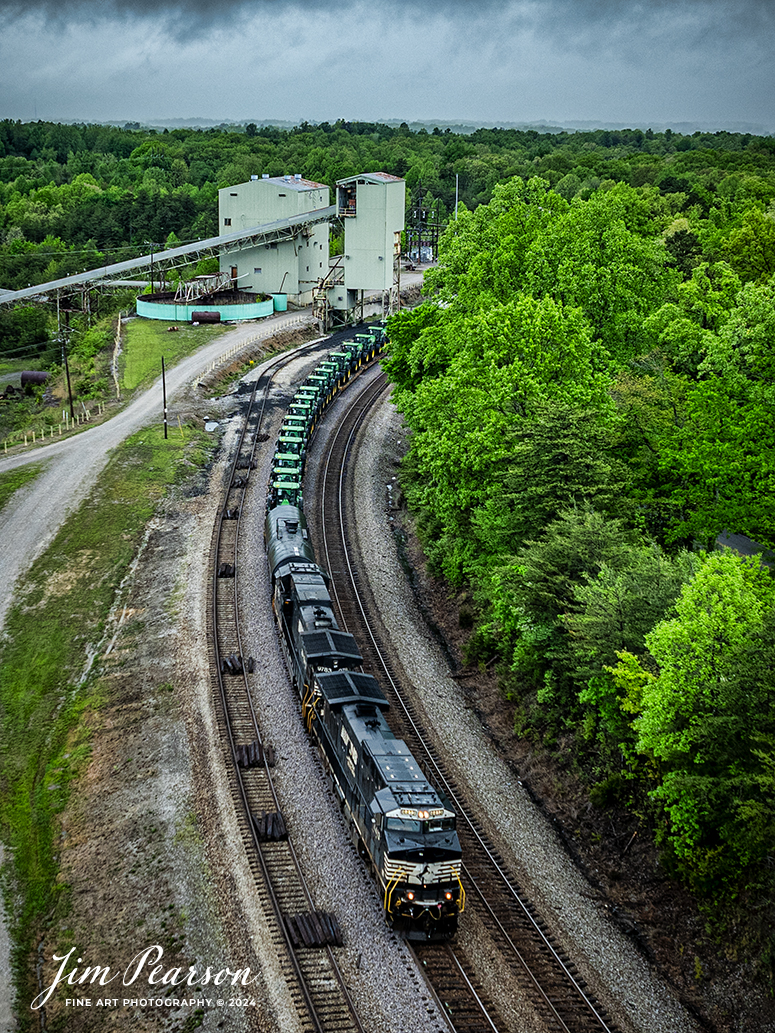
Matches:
[[407, 892, 415, 901], [445, 892, 452, 900]]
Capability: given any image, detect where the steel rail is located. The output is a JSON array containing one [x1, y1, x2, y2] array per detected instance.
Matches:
[[209, 336, 364, 1033], [315, 370, 619, 1033]]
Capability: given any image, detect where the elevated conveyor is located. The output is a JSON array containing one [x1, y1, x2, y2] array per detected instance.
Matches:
[[0, 205, 336, 306]]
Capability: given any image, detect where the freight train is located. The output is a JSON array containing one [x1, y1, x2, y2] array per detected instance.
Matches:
[[264, 327, 464, 941]]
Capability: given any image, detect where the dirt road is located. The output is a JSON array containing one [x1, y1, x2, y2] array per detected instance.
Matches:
[[0, 311, 314, 637]]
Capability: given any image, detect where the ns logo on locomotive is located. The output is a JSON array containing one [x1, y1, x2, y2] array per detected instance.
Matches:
[[265, 326, 464, 940]]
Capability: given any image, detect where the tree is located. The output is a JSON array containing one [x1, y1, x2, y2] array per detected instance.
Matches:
[[393, 294, 607, 583], [525, 183, 679, 361], [484, 509, 643, 719], [628, 552, 775, 885], [472, 398, 627, 548], [568, 547, 698, 751], [722, 206, 775, 282]]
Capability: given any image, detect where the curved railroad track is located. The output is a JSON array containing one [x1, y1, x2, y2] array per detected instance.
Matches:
[[206, 338, 366, 1033], [309, 365, 624, 1033]]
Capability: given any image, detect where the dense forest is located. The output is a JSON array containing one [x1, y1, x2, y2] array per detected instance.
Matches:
[[2, 117, 775, 980], [1, 116, 775, 354], [382, 137, 775, 980]]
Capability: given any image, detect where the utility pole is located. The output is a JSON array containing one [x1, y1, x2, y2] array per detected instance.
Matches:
[[62, 311, 74, 421], [162, 356, 168, 439]]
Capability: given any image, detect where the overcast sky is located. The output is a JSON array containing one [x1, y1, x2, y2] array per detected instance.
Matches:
[[0, 0, 773, 132]]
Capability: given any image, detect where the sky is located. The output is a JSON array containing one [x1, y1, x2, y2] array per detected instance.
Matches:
[[0, 0, 773, 132]]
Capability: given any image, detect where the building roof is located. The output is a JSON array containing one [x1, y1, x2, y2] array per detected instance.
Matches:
[[258, 175, 327, 191], [336, 172, 403, 186]]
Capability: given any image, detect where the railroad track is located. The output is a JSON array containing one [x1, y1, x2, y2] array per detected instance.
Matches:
[[206, 338, 365, 1033], [310, 366, 624, 1033]]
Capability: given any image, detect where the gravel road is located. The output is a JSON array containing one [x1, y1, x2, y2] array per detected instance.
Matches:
[[0, 311, 313, 638], [0, 310, 313, 1032]]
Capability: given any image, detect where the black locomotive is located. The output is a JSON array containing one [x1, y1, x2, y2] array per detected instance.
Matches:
[[264, 328, 464, 941]]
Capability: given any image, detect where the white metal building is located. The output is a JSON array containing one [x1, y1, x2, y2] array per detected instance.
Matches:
[[336, 172, 405, 293], [218, 174, 330, 304]]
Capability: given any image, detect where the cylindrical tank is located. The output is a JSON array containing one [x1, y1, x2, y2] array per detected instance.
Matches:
[[191, 310, 221, 323], [20, 371, 50, 389]]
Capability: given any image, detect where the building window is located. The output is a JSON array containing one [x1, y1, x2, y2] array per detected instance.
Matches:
[[278, 193, 286, 197], [230, 192, 238, 196], [254, 267, 262, 274], [224, 218, 231, 226]]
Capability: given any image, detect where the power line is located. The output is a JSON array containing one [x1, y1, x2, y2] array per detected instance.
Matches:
[[0, 234, 208, 265]]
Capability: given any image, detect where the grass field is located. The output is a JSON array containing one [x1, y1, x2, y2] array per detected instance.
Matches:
[[120, 318, 227, 392], [0, 463, 45, 514], [0, 422, 215, 1020]]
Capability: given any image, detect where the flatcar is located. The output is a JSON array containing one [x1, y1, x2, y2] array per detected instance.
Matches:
[[260, 326, 462, 938]]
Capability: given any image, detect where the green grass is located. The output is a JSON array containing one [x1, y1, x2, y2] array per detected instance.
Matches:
[[0, 422, 215, 1022], [120, 318, 227, 392], [0, 463, 44, 514]]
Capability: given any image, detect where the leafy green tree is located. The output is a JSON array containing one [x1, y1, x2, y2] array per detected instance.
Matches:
[[383, 302, 448, 394], [472, 398, 627, 548], [568, 547, 698, 751], [422, 176, 567, 311], [652, 280, 775, 548], [483, 509, 643, 728], [395, 294, 607, 582], [627, 552, 775, 886], [525, 183, 679, 361], [722, 206, 775, 282], [0, 305, 50, 355]]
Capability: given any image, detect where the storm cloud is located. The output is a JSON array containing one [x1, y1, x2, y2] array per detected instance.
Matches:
[[0, 0, 773, 130]]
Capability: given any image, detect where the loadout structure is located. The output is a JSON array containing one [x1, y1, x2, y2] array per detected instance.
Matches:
[[0, 169, 405, 331], [217, 175, 331, 306], [316, 173, 405, 328]]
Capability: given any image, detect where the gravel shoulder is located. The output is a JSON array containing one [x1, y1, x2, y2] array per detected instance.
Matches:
[[348, 385, 701, 1033]]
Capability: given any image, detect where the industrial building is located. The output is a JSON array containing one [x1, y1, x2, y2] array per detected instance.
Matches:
[[320, 172, 405, 325], [0, 171, 405, 330], [217, 174, 330, 306], [217, 170, 405, 325]]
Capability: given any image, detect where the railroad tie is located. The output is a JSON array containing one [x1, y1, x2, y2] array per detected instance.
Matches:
[[236, 741, 276, 768], [284, 912, 343, 949], [297, 914, 315, 947], [252, 810, 288, 842], [220, 654, 244, 675]]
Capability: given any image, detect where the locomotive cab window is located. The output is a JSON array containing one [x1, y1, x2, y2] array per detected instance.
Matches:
[[386, 816, 456, 833], [386, 817, 422, 833]]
